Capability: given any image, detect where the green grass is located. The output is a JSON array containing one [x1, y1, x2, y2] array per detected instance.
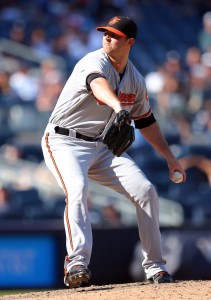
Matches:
[[0, 289, 45, 296]]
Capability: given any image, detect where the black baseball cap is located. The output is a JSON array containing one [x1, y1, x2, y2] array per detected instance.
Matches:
[[96, 16, 137, 39]]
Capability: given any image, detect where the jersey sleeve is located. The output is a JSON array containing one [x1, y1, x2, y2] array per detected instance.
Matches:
[[86, 73, 106, 91], [75, 51, 108, 91]]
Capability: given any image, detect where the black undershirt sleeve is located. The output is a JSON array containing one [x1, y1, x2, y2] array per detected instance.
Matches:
[[86, 73, 106, 91], [134, 113, 156, 129]]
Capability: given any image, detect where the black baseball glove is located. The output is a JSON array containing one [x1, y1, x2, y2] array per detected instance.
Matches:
[[102, 110, 135, 157]]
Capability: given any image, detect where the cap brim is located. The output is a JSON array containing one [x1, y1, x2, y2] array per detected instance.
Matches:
[[96, 26, 126, 37]]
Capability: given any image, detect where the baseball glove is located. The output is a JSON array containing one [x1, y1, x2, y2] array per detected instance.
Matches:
[[102, 110, 135, 157]]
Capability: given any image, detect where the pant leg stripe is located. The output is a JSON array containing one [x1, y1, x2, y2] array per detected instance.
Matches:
[[45, 133, 74, 251]]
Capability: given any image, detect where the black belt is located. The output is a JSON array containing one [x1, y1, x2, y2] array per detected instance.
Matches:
[[54, 126, 99, 142]]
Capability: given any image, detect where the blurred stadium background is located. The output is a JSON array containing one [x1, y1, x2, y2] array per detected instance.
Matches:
[[0, 0, 211, 290]]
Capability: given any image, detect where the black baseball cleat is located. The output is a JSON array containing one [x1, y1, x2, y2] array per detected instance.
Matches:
[[64, 265, 91, 288], [148, 271, 174, 284]]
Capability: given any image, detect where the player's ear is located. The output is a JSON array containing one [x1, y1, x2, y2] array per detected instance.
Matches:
[[128, 38, 135, 47]]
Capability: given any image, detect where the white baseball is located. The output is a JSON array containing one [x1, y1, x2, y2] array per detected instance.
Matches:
[[172, 171, 183, 183]]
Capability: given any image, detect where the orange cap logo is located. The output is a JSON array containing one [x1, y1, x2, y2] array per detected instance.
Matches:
[[109, 17, 121, 25]]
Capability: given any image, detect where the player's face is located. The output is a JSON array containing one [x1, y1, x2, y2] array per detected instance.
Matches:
[[102, 30, 131, 57]]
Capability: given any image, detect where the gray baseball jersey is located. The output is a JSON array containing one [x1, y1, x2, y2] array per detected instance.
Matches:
[[49, 48, 151, 137]]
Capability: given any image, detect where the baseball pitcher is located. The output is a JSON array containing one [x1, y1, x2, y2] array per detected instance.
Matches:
[[41, 16, 186, 288]]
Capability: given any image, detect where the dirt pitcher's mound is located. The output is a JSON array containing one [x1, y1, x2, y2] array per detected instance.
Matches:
[[2, 280, 211, 300]]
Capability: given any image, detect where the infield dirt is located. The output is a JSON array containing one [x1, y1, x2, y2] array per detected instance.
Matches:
[[1, 280, 211, 300]]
